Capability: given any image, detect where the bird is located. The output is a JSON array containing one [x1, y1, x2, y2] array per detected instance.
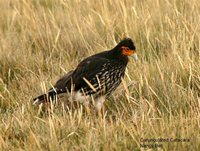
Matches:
[[33, 38, 137, 112]]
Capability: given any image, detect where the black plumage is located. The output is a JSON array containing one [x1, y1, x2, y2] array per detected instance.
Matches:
[[33, 38, 137, 108]]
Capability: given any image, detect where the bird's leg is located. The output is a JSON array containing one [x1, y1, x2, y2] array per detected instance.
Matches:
[[95, 96, 105, 116], [79, 90, 91, 115], [85, 105, 91, 115], [82, 100, 90, 115]]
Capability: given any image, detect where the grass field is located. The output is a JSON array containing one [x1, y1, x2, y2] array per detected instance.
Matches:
[[0, 0, 200, 150]]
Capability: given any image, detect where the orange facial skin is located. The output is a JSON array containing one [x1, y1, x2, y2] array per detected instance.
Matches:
[[121, 46, 136, 56]]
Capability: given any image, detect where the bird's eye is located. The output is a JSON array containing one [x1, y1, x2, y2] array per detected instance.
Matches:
[[121, 46, 130, 51]]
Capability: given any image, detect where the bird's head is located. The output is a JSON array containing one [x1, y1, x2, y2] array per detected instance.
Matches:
[[113, 38, 138, 60]]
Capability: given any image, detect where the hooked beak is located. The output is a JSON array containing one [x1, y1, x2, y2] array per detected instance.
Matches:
[[131, 50, 138, 60], [121, 47, 138, 60]]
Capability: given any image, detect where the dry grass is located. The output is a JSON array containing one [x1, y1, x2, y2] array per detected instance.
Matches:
[[0, 0, 200, 150]]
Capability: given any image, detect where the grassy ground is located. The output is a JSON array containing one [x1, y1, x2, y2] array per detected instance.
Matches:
[[0, 0, 200, 150]]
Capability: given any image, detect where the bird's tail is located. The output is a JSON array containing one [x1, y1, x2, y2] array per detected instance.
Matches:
[[33, 89, 63, 105], [33, 70, 73, 105]]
